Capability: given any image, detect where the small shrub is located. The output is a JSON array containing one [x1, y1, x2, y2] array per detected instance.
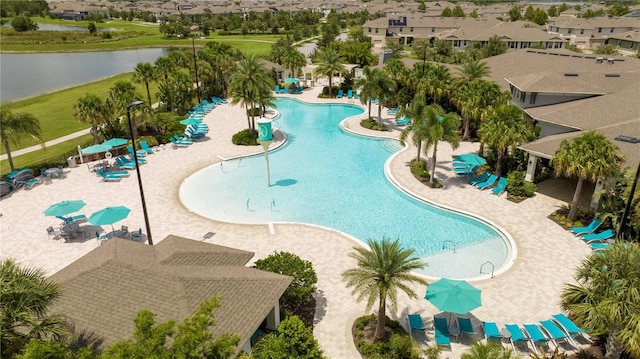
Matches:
[[232, 129, 258, 146], [506, 170, 536, 200], [409, 159, 430, 183], [360, 118, 388, 131], [352, 315, 420, 359], [254, 251, 318, 308]]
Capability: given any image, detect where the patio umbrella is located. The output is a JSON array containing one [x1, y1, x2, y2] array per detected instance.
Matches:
[[283, 77, 299, 83], [453, 153, 487, 167], [44, 200, 86, 217], [88, 206, 131, 233], [102, 138, 128, 147], [81, 143, 112, 155], [180, 118, 203, 126], [425, 278, 482, 323]]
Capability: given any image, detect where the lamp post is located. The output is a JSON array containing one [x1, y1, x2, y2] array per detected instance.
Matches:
[[126, 100, 153, 245], [192, 37, 201, 103], [257, 118, 273, 187], [619, 161, 640, 236]]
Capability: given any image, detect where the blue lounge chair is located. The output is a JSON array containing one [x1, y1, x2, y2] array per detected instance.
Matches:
[[454, 164, 477, 175], [551, 313, 591, 342], [97, 169, 128, 178], [396, 116, 410, 125], [475, 174, 498, 190], [581, 229, 615, 243], [274, 85, 281, 93], [523, 324, 551, 354], [140, 140, 154, 154], [115, 156, 136, 170], [483, 321, 502, 341], [96, 170, 121, 182], [281, 86, 289, 94], [505, 324, 533, 353], [570, 219, 602, 236], [57, 214, 87, 224], [457, 317, 477, 337], [169, 137, 189, 148], [172, 135, 192, 144], [590, 242, 611, 251], [407, 314, 426, 341], [347, 89, 353, 98], [354, 92, 359, 99], [492, 177, 508, 196], [433, 316, 451, 347], [15, 178, 41, 190], [539, 319, 575, 347], [336, 89, 343, 98], [387, 106, 400, 115], [127, 145, 147, 158], [468, 172, 490, 185]]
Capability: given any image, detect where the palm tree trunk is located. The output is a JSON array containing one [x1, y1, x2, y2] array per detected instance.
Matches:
[[374, 295, 386, 343], [377, 104, 383, 127], [91, 120, 99, 144], [328, 76, 333, 96], [145, 82, 152, 108], [568, 176, 585, 220], [604, 329, 624, 359], [244, 104, 252, 130], [3, 141, 15, 172], [368, 100, 372, 119], [463, 118, 470, 140], [417, 140, 422, 162], [431, 145, 438, 185], [495, 150, 503, 177]]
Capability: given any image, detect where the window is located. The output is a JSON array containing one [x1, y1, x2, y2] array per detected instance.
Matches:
[[410, 27, 413, 32], [375, 28, 378, 33], [598, 27, 602, 33], [529, 92, 537, 105], [610, 28, 614, 33], [368, 27, 371, 33], [568, 28, 572, 34], [580, 29, 584, 34], [431, 27, 435, 32], [509, 41, 517, 49], [519, 91, 525, 103], [399, 27, 403, 32]]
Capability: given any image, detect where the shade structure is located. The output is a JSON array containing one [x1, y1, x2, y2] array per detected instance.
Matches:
[[283, 77, 299, 83], [44, 200, 86, 217], [89, 206, 131, 233], [102, 138, 128, 147], [425, 278, 482, 315], [180, 118, 203, 126], [81, 143, 112, 155], [453, 153, 487, 167]]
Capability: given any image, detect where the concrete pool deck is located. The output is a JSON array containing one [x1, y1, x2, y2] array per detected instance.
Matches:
[[0, 86, 591, 358]]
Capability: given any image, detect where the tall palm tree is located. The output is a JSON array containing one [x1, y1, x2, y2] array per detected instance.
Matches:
[[0, 106, 43, 172], [342, 238, 427, 343], [420, 64, 452, 106], [552, 131, 623, 220], [74, 93, 110, 144], [313, 49, 346, 97], [355, 66, 376, 119], [132, 62, 156, 108], [452, 80, 509, 140], [561, 242, 640, 359], [154, 56, 173, 86], [228, 54, 274, 133], [398, 98, 430, 162], [281, 48, 307, 78], [422, 106, 461, 185], [478, 104, 534, 177], [369, 69, 395, 126], [0, 259, 67, 358], [455, 59, 491, 82]]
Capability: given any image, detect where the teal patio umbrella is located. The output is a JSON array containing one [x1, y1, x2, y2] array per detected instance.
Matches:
[[453, 153, 487, 167], [180, 118, 203, 126], [425, 278, 482, 323], [102, 138, 128, 147], [283, 77, 299, 83], [44, 200, 86, 217], [82, 143, 112, 155], [88, 206, 131, 233]]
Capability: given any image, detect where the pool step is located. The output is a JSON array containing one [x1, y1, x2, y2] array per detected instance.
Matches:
[[380, 140, 402, 154]]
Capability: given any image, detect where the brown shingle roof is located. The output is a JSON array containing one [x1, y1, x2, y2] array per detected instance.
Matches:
[[49, 236, 291, 352]]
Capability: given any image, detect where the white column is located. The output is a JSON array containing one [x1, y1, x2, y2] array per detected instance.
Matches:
[[266, 301, 281, 330], [525, 154, 538, 182]]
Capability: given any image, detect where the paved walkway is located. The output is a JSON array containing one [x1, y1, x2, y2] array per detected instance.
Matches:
[[0, 128, 91, 161], [0, 86, 592, 358]]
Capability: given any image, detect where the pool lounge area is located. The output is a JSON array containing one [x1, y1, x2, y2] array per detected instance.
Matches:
[[0, 86, 591, 358]]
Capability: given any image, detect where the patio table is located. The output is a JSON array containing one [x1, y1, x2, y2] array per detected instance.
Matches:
[[45, 168, 62, 179]]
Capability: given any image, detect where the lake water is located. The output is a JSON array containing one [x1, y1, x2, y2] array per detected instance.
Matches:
[[0, 48, 169, 101]]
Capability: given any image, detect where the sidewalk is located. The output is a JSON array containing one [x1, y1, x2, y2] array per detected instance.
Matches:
[[1, 129, 91, 161]]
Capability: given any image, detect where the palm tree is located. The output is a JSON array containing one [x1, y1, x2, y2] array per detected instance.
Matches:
[[421, 64, 452, 105], [132, 62, 156, 108], [452, 80, 509, 140], [342, 238, 427, 343], [561, 242, 640, 359], [1, 259, 68, 358], [281, 48, 307, 78], [552, 131, 623, 220], [478, 104, 534, 177], [154, 56, 173, 86], [423, 106, 461, 185], [368, 69, 395, 126], [313, 49, 346, 97], [455, 59, 491, 82], [228, 54, 274, 133], [355, 66, 376, 119], [0, 105, 43, 172], [461, 341, 515, 359], [74, 94, 110, 144], [398, 98, 430, 162]]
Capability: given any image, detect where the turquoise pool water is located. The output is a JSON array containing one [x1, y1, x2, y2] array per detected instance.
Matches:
[[180, 98, 509, 279]]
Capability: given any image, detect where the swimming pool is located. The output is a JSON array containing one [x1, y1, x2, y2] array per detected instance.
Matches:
[[180, 98, 511, 279]]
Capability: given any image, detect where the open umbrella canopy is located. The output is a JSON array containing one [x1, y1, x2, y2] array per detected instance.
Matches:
[[88, 206, 130, 227], [425, 278, 482, 314], [283, 77, 299, 83], [102, 138, 128, 147], [180, 118, 203, 126], [453, 153, 487, 167], [44, 200, 86, 217], [82, 143, 112, 155]]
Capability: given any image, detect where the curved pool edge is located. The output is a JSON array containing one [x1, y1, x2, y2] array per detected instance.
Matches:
[[339, 120, 517, 282]]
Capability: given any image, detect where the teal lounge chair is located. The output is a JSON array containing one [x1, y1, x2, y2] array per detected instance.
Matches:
[[590, 242, 611, 251], [169, 137, 189, 148], [468, 172, 490, 185], [96, 170, 121, 182], [347, 89, 353, 98], [433, 316, 451, 347], [115, 156, 136, 170], [457, 317, 477, 337], [140, 140, 154, 154], [581, 229, 615, 243], [407, 314, 426, 341], [354, 92, 359, 99], [483, 321, 502, 341], [396, 116, 410, 125], [523, 324, 551, 354], [505, 324, 533, 353], [127, 145, 147, 158], [336, 89, 343, 98], [281, 86, 289, 94], [475, 174, 498, 190], [551, 313, 591, 343], [274, 85, 281, 93], [492, 177, 508, 196], [97, 169, 128, 178], [539, 319, 575, 347], [570, 219, 602, 236]]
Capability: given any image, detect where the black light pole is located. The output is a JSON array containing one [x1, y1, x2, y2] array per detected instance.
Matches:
[[192, 37, 201, 103], [126, 100, 153, 245], [619, 161, 640, 236]]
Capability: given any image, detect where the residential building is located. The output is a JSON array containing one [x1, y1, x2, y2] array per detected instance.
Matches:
[[546, 16, 640, 50]]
